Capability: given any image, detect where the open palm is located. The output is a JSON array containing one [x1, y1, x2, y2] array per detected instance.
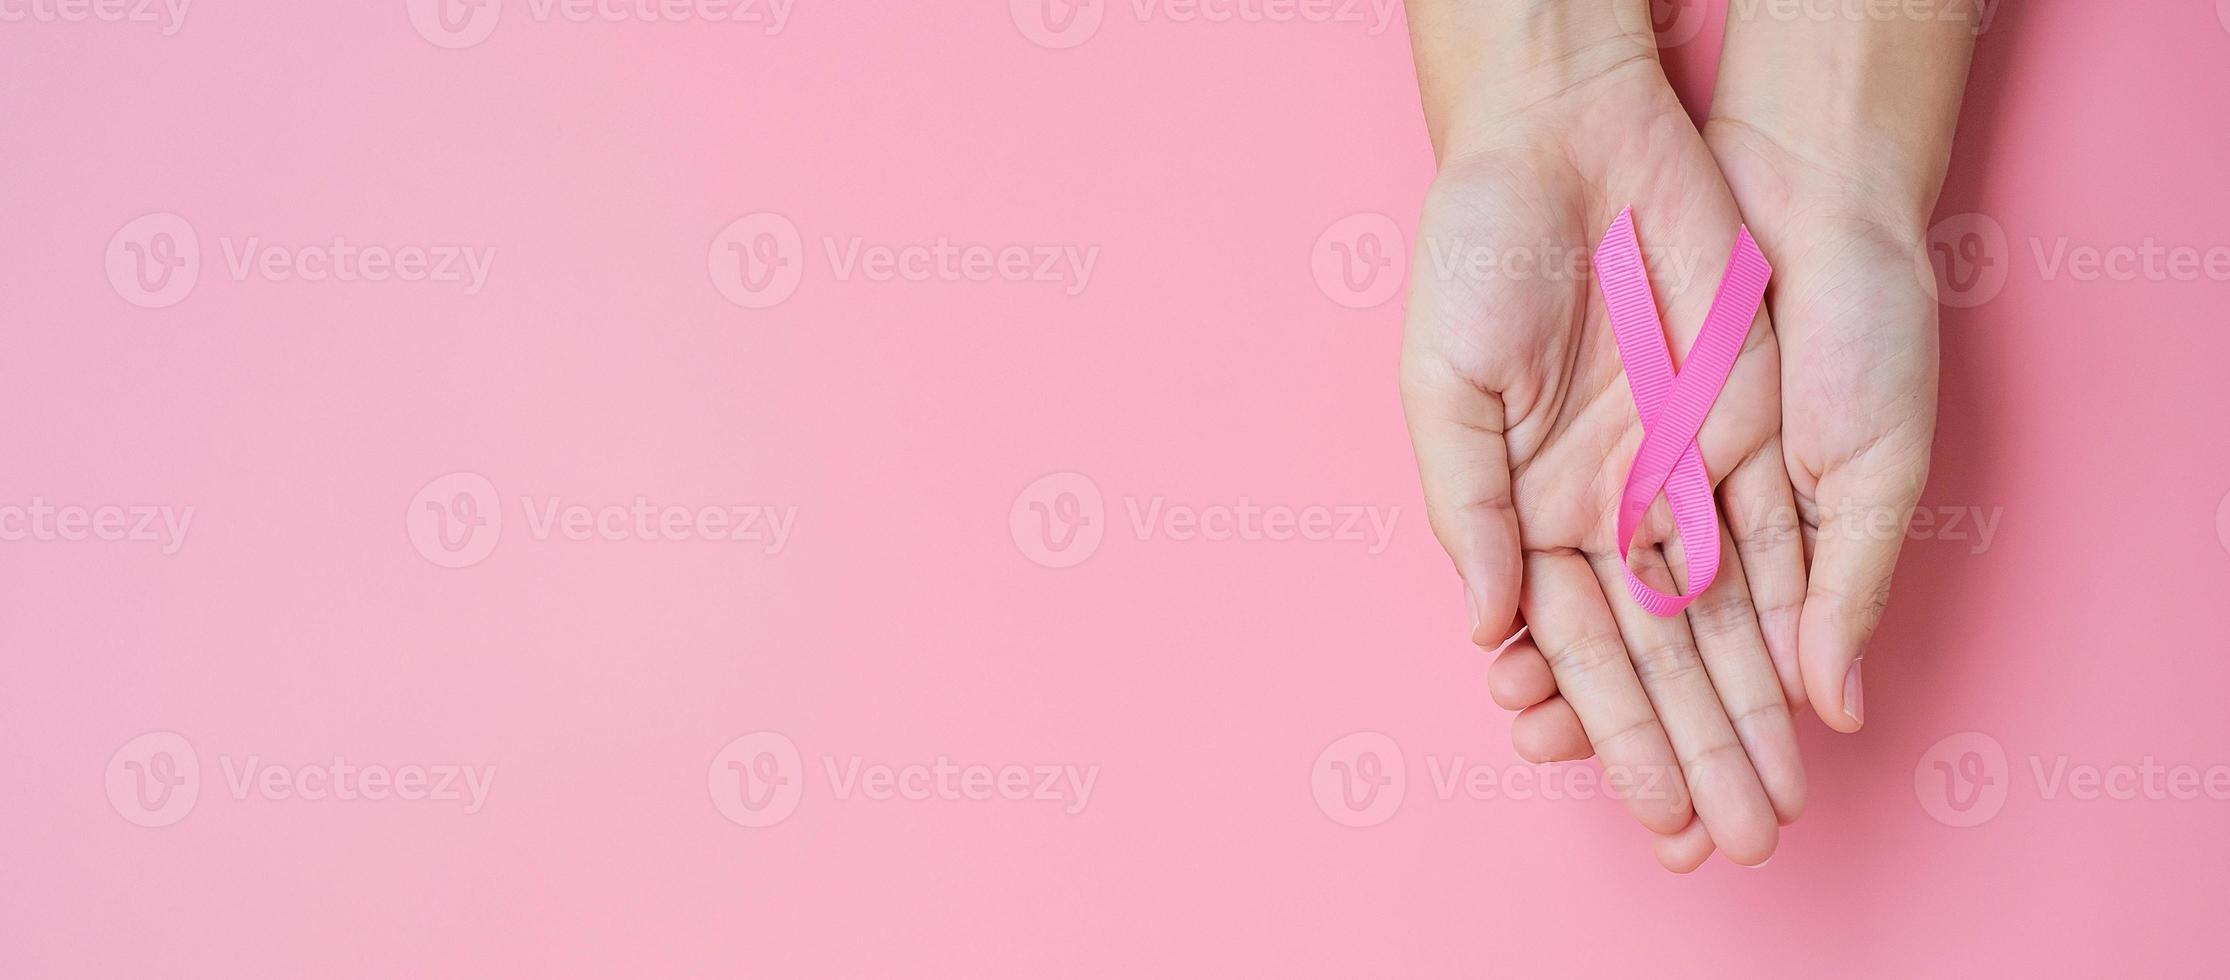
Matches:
[[1705, 120, 1943, 733], [1402, 55, 1809, 869]]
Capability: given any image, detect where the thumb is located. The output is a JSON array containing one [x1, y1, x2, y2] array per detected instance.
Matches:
[[1797, 477, 1920, 732], [1400, 361, 1522, 646]]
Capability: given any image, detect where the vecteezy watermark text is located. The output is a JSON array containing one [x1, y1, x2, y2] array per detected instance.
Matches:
[[708, 731, 1099, 827], [1916, 731, 2230, 827], [106, 212, 496, 309], [408, 471, 796, 568], [1725, 0, 1996, 31], [1720, 498, 2005, 555], [0, 0, 192, 35], [409, 0, 795, 49], [1421, 235, 1708, 294], [1009, 0, 1401, 50], [823, 756, 1098, 814], [107, 731, 495, 828], [0, 499, 193, 554], [1311, 731, 1681, 828], [218, 756, 495, 813], [708, 212, 1099, 308], [1008, 471, 1401, 568], [1922, 212, 2230, 307]]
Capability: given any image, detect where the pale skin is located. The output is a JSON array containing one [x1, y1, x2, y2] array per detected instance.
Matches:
[[1402, 0, 1975, 870]]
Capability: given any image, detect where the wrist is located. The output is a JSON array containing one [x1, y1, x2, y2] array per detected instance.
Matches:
[[1704, 9, 1979, 236], [1410, 0, 1658, 160]]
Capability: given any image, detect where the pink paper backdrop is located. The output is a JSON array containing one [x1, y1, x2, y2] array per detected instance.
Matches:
[[5, 1, 2228, 976]]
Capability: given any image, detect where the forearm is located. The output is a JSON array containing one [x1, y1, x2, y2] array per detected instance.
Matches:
[[1705, 1, 1981, 233], [1408, 0, 1655, 160]]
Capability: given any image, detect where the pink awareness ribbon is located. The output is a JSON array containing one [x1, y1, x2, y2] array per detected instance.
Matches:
[[1593, 207, 1772, 617]]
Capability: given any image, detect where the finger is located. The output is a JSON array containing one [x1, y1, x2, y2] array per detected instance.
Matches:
[[1399, 362, 1522, 645], [1521, 551, 1692, 835], [1651, 817, 1716, 874], [1798, 479, 1916, 733], [1665, 523, 1807, 826], [1511, 696, 1594, 762], [1720, 444, 1808, 713], [1590, 548, 1779, 866], [1488, 636, 1558, 710]]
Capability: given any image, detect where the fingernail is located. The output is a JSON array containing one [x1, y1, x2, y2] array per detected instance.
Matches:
[[1464, 582, 1481, 639], [1486, 624, 1531, 657], [1841, 658, 1865, 728]]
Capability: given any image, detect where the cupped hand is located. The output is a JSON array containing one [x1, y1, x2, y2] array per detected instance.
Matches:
[[1402, 46, 1808, 869], [1702, 118, 1943, 734]]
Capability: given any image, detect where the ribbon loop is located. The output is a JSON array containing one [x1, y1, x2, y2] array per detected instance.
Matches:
[[1593, 207, 1772, 617]]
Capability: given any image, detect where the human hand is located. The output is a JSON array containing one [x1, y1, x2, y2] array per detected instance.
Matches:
[[1400, 2, 1808, 870], [1700, 125, 1940, 735], [1694, 9, 1977, 734]]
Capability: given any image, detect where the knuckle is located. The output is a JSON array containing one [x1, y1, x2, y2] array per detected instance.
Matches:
[[1676, 738, 1749, 777], [1544, 631, 1628, 678], [1686, 591, 1759, 642], [1754, 589, 1805, 630], [1808, 577, 1895, 629], [1630, 639, 1705, 687], [1727, 698, 1791, 732], [1590, 714, 1664, 758], [1730, 500, 1801, 553]]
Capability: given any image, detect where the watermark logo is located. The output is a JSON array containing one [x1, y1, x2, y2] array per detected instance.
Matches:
[[709, 732, 1096, 826], [2030, 236, 2230, 285], [0, 499, 195, 554], [1915, 731, 2230, 827], [409, 0, 793, 47], [1425, 756, 1672, 804], [1124, 495, 1399, 551], [409, 471, 503, 569], [1312, 212, 1404, 309], [109, 736, 493, 828], [1900, 504, 2004, 554], [1649, 0, 1706, 48], [823, 756, 1098, 813], [709, 212, 805, 309], [1312, 734, 1690, 827], [1011, 0, 1397, 49], [823, 237, 1097, 293], [1312, 731, 1405, 827], [708, 731, 806, 827], [710, 213, 1098, 307], [106, 212, 200, 309], [1704, 0, 1997, 38], [1421, 235, 1707, 293], [408, 0, 502, 48], [1010, 473, 1401, 567], [108, 212, 496, 308], [220, 238, 495, 292], [2215, 488, 2230, 556], [220, 756, 494, 812], [410, 471, 798, 567], [1010, 471, 1106, 569], [107, 731, 201, 828], [1010, 0, 1103, 48], [1727, 499, 2004, 556], [1914, 731, 2010, 828], [0, 0, 191, 35], [1918, 211, 2008, 308], [1920, 211, 2230, 307]]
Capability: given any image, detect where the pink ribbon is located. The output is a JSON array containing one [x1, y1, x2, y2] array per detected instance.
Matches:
[[1593, 207, 1772, 617]]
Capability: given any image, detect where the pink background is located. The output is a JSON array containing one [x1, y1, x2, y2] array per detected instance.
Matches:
[[6, 0, 2230, 976]]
